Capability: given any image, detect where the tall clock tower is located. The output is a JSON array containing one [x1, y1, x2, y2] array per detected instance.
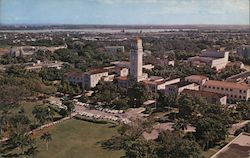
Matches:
[[129, 36, 144, 82]]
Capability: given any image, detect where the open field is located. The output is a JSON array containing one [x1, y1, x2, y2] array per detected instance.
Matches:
[[34, 119, 124, 158]]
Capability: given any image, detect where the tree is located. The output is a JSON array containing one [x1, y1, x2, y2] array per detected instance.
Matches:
[[63, 101, 75, 118], [40, 132, 52, 151], [194, 116, 228, 150], [157, 92, 177, 110], [236, 102, 250, 120], [156, 131, 202, 158], [0, 85, 27, 105], [32, 105, 54, 125], [32, 105, 47, 125], [128, 82, 149, 107], [8, 132, 34, 155], [172, 118, 188, 132], [25, 144, 39, 158], [178, 95, 194, 119], [102, 120, 201, 158]]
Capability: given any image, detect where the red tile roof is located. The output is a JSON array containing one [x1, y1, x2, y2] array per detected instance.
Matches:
[[204, 80, 250, 90], [185, 75, 208, 80], [87, 68, 108, 75], [182, 89, 225, 98]]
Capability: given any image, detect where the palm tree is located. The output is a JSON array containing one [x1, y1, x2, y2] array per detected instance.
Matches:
[[46, 107, 55, 122], [32, 105, 47, 125], [40, 132, 52, 151]]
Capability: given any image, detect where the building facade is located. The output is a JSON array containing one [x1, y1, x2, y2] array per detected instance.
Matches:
[[185, 75, 209, 86], [188, 50, 229, 71], [83, 70, 109, 89], [165, 81, 199, 95], [181, 89, 227, 105], [201, 80, 250, 102]]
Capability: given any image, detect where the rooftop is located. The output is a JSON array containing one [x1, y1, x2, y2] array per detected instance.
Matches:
[[170, 81, 194, 88], [226, 71, 250, 82], [66, 72, 84, 77], [148, 76, 164, 82], [182, 89, 225, 98], [204, 80, 250, 90], [86, 68, 108, 75], [185, 75, 208, 80], [211, 132, 250, 158]]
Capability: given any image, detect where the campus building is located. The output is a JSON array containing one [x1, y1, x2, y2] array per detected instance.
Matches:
[[188, 49, 229, 71], [165, 81, 199, 95], [185, 75, 209, 86], [83, 69, 109, 89], [201, 80, 250, 102], [66, 72, 85, 87], [181, 89, 227, 105], [143, 76, 180, 91], [66, 69, 109, 89]]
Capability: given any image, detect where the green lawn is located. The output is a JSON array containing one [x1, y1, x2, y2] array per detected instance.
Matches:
[[35, 119, 124, 158]]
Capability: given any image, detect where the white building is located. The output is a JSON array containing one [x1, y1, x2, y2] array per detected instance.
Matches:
[[188, 49, 229, 71], [143, 76, 180, 91], [83, 69, 109, 89], [66, 69, 109, 89], [165, 81, 199, 95], [185, 75, 209, 86]]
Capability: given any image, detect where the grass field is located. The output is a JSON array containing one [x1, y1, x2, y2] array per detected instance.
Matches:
[[34, 119, 124, 158]]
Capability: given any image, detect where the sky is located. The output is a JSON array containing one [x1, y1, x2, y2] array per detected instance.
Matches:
[[0, 0, 249, 25]]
